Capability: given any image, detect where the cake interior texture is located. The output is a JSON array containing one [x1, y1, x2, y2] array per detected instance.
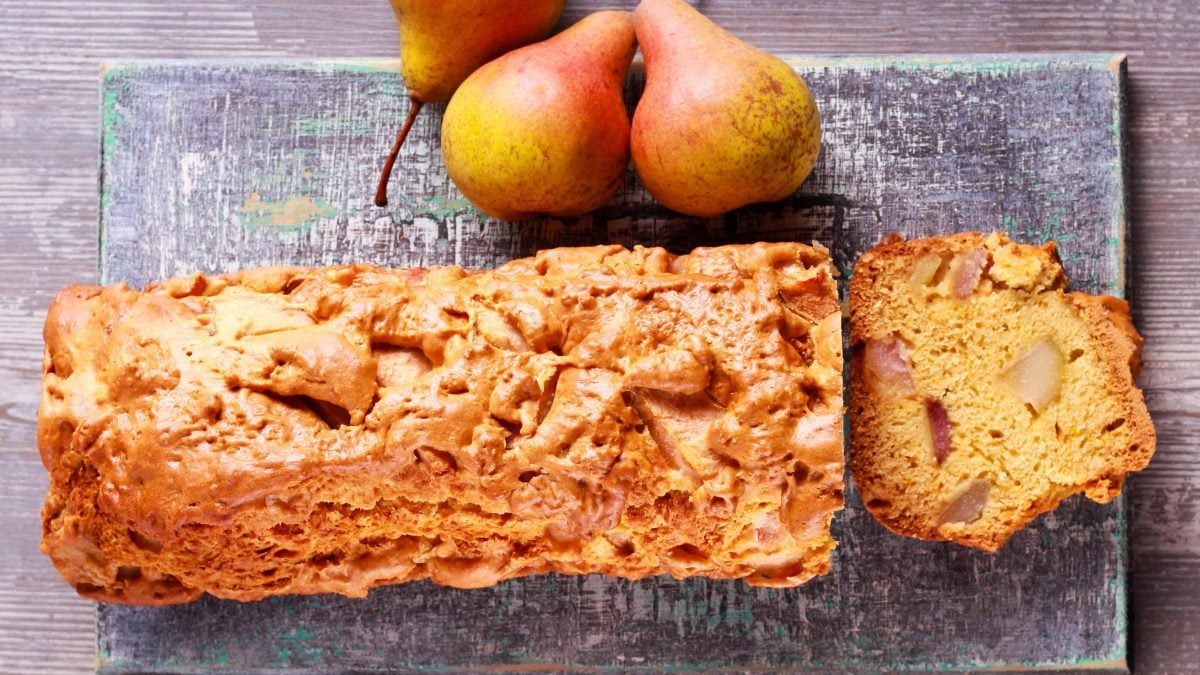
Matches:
[[39, 243, 844, 604], [850, 232, 1154, 551]]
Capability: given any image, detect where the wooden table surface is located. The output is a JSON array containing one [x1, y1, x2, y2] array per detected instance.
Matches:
[[0, 1, 1196, 672]]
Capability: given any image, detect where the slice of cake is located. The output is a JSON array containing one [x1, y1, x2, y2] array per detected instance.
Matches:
[[849, 232, 1154, 551]]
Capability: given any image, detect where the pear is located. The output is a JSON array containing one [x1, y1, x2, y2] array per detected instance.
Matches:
[[630, 0, 822, 217], [440, 11, 637, 221], [375, 0, 564, 207]]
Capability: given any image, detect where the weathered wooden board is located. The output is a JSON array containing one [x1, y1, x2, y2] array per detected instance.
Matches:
[[95, 54, 1129, 671]]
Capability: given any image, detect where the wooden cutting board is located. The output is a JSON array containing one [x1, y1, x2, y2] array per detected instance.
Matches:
[[95, 54, 1130, 672]]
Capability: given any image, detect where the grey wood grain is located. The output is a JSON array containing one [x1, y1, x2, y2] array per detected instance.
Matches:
[[91, 55, 1128, 672], [0, 1, 1197, 672]]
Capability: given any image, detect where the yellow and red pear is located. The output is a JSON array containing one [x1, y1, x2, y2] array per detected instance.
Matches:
[[375, 0, 564, 206], [630, 0, 821, 217], [441, 11, 637, 221]]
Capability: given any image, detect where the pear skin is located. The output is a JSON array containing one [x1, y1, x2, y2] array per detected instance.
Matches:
[[630, 0, 821, 217], [441, 11, 637, 221], [376, 0, 563, 206], [393, 0, 565, 103]]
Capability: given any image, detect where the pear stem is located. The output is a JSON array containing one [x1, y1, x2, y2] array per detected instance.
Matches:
[[374, 98, 425, 208]]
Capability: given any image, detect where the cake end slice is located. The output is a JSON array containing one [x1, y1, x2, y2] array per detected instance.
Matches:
[[849, 232, 1154, 551]]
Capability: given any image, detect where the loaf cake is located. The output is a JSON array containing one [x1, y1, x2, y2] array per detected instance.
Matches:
[[849, 232, 1154, 551], [39, 243, 844, 604]]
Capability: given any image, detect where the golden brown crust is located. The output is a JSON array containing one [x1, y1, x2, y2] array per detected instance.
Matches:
[[39, 243, 844, 604], [1067, 293, 1156, 502], [850, 232, 1154, 552]]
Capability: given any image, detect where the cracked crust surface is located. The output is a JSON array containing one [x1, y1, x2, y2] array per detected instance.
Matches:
[[849, 232, 1155, 551], [39, 243, 844, 604]]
